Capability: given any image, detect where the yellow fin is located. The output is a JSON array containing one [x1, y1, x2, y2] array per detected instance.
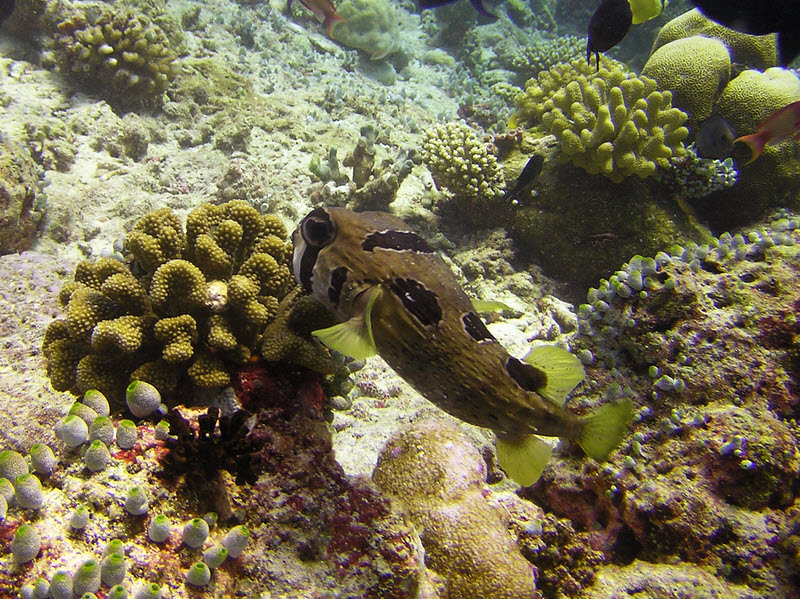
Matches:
[[577, 397, 634, 461], [628, 0, 665, 24], [312, 288, 379, 360], [470, 299, 512, 313], [523, 345, 585, 406], [496, 434, 553, 486]]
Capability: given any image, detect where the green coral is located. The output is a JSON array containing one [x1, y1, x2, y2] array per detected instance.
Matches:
[[330, 0, 399, 60], [420, 122, 506, 201], [42, 200, 293, 402], [373, 419, 537, 599], [514, 58, 689, 183], [50, 6, 178, 108], [641, 36, 731, 130], [650, 9, 777, 71]]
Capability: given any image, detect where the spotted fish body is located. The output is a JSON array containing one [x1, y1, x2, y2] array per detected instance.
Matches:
[[293, 207, 631, 483]]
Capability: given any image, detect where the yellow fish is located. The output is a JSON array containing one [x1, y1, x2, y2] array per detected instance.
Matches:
[[292, 207, 632, 485]]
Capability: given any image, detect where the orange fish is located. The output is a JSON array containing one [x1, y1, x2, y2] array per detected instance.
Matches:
[[289, 0, 346, 38], [734, 100, 800, 164]]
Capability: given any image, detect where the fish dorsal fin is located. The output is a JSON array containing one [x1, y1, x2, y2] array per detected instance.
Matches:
[[470, 299, 512, 313], [523, 345, 585, 407], [496, 434, 553, 486], [312, 287, 380, 360]]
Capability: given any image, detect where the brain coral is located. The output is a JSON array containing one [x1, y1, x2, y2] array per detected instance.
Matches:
[[420, 122, 506, 201], [514, 58, 688, 182], [641, 36, 731, 130], [42, 201, 293, 403], [373, 419, 537, 599], [650, 8, 777, 71], [49, 5, 178, 108]]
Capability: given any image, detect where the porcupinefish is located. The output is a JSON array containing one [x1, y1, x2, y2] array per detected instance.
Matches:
[[292, 207, 632, 486]]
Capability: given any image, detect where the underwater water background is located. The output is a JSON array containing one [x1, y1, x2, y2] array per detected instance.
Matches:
[[0, 0, 799, 597]]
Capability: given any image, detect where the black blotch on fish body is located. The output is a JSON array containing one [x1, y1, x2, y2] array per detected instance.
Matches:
[[462, 311, 495, 342], [362, 230, 433, 253], [328, 266, 348, 306], [388, 278, 442, 327], [695, 115, 735, 159], [587, 0, 633, 71], [503, 154, 545, 206], [690, 0, 800, 66], [505, 357, 548, 393]]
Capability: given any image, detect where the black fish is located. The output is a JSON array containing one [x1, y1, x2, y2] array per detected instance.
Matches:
[[0, 0, 14, 28], [587, 0, 633, 71], [503, 154, 544, 206], [418, 0, 498, 19], [695, 114, 735, 159], [690, 0, 800, 66]]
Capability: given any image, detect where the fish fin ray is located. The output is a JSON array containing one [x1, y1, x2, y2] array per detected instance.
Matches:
[[496, 435, 553, 487], [577, 398, 634, 461], [312, 287, 380, 360], [523, 345, 585, 406]]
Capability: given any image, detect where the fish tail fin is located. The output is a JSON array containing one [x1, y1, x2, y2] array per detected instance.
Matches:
[[326, 14, 347, 38], [496, 434, 553, 487], [734, 131, 770, 164], [576, 397, 633, 461]]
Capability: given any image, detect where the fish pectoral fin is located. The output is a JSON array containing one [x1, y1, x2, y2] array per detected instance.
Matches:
[[496, 434, 553, 487], [312, 287, 380, 360], [577, 397, 634, 462], [470, 299, 512, 313], [523, 345, 585, 407]]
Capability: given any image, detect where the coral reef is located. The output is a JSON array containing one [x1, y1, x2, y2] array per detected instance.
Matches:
[[41, 201, 293, 403], [47, 2, 179, 109], [0, 135, 45, 254], [514, 58, 689, 182], [373, 418, 538, 598], [524, 214, 800, 598], [660, 143, 738, 199]]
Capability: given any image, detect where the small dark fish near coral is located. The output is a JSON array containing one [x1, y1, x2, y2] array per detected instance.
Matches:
[[587, 0, 667, 69], [417, 0, 498, 20], [734, 100, 800, 164], [690, 0, 800, 66], [695, 114, 735, 159], [503, 154, 544, 206], [293, 207, 633, 486], [0, 0, 14, 29]]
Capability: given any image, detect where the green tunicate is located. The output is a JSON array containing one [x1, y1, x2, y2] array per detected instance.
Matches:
[[222, 524, 250, 558], [101, 552, 127, 586], [73, 558, 101, 596], [104, 538, 125, 556], [0, 494, 7, 521], [49, 569, 73, 599], [133, 582, 161, 599], [15, 473, 45, 509], [116, 419, 138, 449], [185, 561, 212, 586], [148, 514, 171, 543], [29, 443, 57, 476], [202, 544, 228, 568], [126, 380, 162, 418], [108, 585, 128, 599], [69, 504, 90, 529], [125, 485, 149, 516], [0, 449, 28, 481], [83, 389, 110, 417], [0, 477, 13, 502], [83, 439, 111, 472], [89, 416, 115, 446], [58, 414, 89, 448], [11, 523, 41, 563], [69, 402, 99, 425], [182, 517, 210, 548]]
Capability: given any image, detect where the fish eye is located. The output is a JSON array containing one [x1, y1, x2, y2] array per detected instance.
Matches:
[[301, 216, 336, 247]]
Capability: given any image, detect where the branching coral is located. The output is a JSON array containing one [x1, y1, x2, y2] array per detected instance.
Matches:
[[514, 58, 689, 182], [49, 5, 178, 108], [420, 121, 506, 201], [42, 201, 293, 402]]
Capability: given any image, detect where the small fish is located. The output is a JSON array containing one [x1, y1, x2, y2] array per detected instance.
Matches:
[[690, 0, 800, 66], [288, 0, 346, 38], [587, 0, 667, 70], [695, 114, 735, 159], [291, 207, 632, 486], [417, 0, 498, 20], [502, 154, 544, 206], [734, 100, 800, 164]]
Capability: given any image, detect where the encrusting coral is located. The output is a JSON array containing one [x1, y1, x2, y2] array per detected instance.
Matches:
[[373, 418, 538, 598], [42, 200, 293, 403], [514, 58, 689, 183]]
